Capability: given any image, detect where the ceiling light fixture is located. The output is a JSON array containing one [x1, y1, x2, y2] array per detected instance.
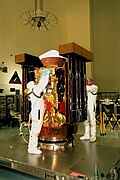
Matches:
[[19, 0, 58, 31]]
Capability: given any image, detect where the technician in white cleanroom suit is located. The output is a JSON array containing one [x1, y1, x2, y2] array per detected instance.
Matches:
[[26, 69, 51, 154], [80, 78, 98, 143]]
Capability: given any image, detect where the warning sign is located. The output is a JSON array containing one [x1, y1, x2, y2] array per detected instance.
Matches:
[[9, 71, 22, 84]]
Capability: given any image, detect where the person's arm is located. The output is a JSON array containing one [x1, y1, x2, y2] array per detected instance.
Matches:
[[86, 85, 98, 94], [34, 69, 51, 95]]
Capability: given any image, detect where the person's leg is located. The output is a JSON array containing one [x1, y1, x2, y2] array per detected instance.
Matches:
[[28, 99, 44, 154], [90, 111, 96, 143], [80, 112, 90, 140], [28, 119, 42, 154]]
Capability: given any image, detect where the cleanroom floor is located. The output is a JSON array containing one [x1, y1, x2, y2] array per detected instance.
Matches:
[[0, 123, 120, 180]]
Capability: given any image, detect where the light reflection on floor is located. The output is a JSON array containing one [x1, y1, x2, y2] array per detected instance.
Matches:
[[0, 123, 120, 179]]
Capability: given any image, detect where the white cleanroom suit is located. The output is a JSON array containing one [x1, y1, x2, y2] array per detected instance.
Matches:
[[27, 69, 50, 154], [80, 80, 98, 143]]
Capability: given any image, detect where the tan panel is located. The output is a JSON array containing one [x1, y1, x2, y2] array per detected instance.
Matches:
[[59, 42, 93, 61]]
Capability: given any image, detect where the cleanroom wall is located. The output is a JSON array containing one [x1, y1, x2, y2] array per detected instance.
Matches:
[[0, 0, 92, 94]]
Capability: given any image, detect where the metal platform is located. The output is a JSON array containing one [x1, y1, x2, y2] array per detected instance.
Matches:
[[0, 125, 120, 179]]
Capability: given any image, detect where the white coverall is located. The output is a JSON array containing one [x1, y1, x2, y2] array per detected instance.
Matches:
[[27, 70, 50, 154], [80, 84, 98, 142]]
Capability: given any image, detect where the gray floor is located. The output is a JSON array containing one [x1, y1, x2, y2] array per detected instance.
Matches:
[[0, 123, 120, 180]]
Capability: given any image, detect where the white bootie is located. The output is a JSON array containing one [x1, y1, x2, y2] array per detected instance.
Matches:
[[80, 122, 90, 140], [90, 137, 96, 143], [80, 135, 90, 140], [28, 135, 42, 154], [90, 123, 96, 143], [28, 148, 42, 155]]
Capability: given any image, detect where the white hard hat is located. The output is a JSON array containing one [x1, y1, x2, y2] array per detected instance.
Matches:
[[39, 50, 66, 60], [27, 81, 35, 89]]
